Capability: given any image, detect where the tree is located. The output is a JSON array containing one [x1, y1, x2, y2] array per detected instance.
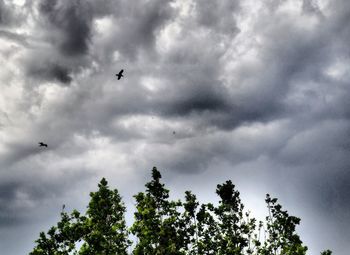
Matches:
[[30, 209, 87, 255], [257, 194, 308, 255], [213, 181, 256, 255], [30, 178, 130, 255], [31, 167, 331, 255], [178, 191, 200, 254], [130, 167, 184, 255], [79, 178, 130, 254]]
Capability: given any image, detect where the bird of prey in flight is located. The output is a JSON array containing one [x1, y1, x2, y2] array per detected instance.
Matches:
[[39, 142, 48, 148], [116, 69, 124, 80]]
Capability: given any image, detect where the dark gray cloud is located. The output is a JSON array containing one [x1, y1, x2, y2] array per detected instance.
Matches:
[[0, 30, 29, 46], [39, 0, 93, 56], [0, 0, 26, 27], [101, 0, 175, 60], [28, 62, 72, 84], [0, 0, 4, 24], [21, 0, 114, 84], [302, 0, 324, 17], [0, 172, 92, 225], [0, 0, 13, 26], [0, 180, 46, 227], [1, 0, 350, 254], [195, 0, 240, 34]]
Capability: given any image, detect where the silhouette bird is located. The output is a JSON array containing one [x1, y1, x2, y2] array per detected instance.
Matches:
[[173, 131, 176, 135], [38, 142, 48, 148], [116, 69, 124, 80]]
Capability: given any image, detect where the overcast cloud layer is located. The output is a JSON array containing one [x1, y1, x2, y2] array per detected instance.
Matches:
[[1, 0, 350, 254]]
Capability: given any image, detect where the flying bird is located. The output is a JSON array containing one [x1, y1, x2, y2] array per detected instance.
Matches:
[[38, 142, 48, 148], [116, 69, 124, 80]]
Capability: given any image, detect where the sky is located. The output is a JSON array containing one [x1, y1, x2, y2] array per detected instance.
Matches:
[[0, 0, 350, 254]]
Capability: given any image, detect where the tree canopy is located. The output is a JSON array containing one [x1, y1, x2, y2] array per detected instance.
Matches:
[[31, 167, 331, 255]]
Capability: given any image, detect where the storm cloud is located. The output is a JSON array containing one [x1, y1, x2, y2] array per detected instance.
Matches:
[[39, 0, 93, 56], [1, 0, 350, 254]]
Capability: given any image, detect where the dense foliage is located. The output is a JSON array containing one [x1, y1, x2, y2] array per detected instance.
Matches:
[[31, 167, 331, 255]]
